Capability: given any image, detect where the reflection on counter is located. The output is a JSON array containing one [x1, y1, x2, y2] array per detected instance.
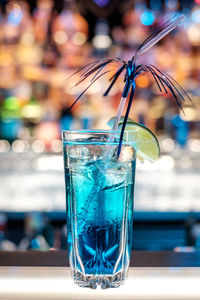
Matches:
[[0, 267, 200, 299]]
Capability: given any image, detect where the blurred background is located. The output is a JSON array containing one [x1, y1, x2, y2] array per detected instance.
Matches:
[[0, 0, 200, 252]]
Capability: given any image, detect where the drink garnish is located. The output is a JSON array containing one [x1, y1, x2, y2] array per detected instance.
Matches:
[[67, 14, 191, 156], [108, 117, 160, 162]]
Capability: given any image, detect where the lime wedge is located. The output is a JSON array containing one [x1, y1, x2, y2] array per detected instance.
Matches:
[[107, 117, 160, 162]]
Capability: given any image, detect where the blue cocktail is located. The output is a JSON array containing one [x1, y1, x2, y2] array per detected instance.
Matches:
[[62, 130, 136, 289]]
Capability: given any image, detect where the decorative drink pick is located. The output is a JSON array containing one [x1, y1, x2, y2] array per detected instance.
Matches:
[[68, 14, 191, 156]]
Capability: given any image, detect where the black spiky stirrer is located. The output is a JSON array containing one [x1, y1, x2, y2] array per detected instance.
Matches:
[[68, 14, 191, 156]]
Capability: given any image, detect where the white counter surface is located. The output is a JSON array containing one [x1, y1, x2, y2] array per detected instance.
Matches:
[[0, 266, 200, 300]]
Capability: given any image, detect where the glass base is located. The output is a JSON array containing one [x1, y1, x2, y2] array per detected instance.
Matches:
[[73, 270, 126, 289]]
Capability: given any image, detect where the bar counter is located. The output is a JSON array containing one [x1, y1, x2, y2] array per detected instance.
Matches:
[[0, 251, 200, 299]]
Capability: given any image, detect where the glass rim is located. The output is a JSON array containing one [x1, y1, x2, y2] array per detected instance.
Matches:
[[62, 129, 137, 146], [62, 129, 137, 134]]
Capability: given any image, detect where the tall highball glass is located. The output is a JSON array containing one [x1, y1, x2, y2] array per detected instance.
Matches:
[[62, 130, 136, 289]]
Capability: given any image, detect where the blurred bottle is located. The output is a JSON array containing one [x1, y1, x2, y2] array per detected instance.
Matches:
[[18, 212, 49, 250], [33, 0, 53, 45], [51, 0, 88, 68], [0, 213, 7, 237], [0, 96, 22, 141], [163, 107, 176, 137], [77, 98, 94, 129], [60, 106, 74, 131], [60, 224, 67, 249], [92, 19, 112, 56], [4, 1, 23, 43], [190, 223, 200, 249], [0, 213, 16, 251], [21, 98, 43, 138], [34, 97, 60, 150], [172, 114, 189, 147], [42, 216, 54, 248]]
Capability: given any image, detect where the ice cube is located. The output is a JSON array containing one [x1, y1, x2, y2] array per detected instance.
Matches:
[[118, 145, 135, 162], [68, 146, 90, 160], [101, 168, 126, 191]]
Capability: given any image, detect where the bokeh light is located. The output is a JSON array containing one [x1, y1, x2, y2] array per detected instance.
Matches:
[[53, 31, 68, 45], [140, 11, 155, 26], [191, 9, 200, 23], [31, 140, 45, 153], [187, 24, 200, 45], [92, 35, 112, 49], [0, 140, 10, 153]]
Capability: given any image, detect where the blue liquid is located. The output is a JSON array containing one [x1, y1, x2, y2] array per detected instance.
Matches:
[[64, 143, 135, 279]]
